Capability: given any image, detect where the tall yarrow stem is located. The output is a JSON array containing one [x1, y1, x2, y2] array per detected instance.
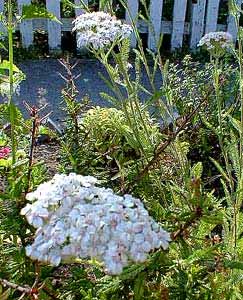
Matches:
[[212, 56, 222, 143], [234, 4, 243, 259], [119, 0, 157, 93], [211, 54, 232, 178], [95, 47, 152, 161], [7, 0, 17, 166], [236, 17, 243, 171], [198, 29, 242, 260], [230, 2, 243, 171]]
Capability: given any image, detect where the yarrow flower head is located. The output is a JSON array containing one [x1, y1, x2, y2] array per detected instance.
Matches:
[[198, 31, 233, 57], [0, 71, 25, 98], [73, 11, 132, 50], [21, 173, 171, 275], [0, 147, 11, 159], [0, 81, 21, 97]]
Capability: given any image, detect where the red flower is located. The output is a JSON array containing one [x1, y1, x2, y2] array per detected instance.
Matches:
[[0, 147, 11, 159]]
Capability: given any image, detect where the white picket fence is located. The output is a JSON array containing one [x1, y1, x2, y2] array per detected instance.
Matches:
[[0, 0, 241, 51]]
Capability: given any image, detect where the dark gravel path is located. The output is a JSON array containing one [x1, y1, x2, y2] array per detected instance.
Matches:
[[14, 59, 111, 121], [0, 58, 163, 121]]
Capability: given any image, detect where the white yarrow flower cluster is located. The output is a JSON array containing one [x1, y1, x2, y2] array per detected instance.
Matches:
[[0, 71, 25, 98], [21, 173, 171, 275], [0, 81, 20, 97], [198, 31, 233, 56], [73, 11, 132, 49]]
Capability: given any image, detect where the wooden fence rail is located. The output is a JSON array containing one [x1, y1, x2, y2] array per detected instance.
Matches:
[[0, 0, 241, 52]]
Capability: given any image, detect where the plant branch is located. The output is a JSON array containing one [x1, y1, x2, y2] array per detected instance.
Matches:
[[171, 206, 203, 241], [0, 278, 33, 295], [125, 95, 209, 193], [0, 278, 58, 300]]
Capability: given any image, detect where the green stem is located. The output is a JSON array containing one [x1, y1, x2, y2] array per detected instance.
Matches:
[[213, 56, 233, 189], [234, 14, 243, 259], [239, 44, 243, 173], [112, 49, 153, 147], [213, 57, 223, 144], [120, 0, 156, 93], [7, 0, 16, 166]]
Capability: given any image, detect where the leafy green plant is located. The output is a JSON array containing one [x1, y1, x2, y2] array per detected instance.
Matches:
[[60, 1, 243, 299], [0, 2, 65, 299], [3, 0, 243, 299], [62, 105, 164, 190]]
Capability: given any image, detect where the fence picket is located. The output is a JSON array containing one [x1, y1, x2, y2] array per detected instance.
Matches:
[[148, 0, 164, 51], [3, 0, 241, 52], [205, 0, 220, 33], [190, 0, 207, 49], [125, 0, 139, 48], [75, 0, 88, 16], [171, 0, 187, 50], [18, 0, 33, 48], [46, 0, 61, 50], [227, 0, 242, 41]]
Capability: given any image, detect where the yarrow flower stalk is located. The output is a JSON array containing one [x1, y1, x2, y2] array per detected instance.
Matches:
[[72, 11, 132, 50], [21, 173, 171, 275], [198, 31, 233, 57]]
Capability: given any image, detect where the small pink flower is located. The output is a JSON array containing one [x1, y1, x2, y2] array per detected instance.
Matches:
[[0, 147, 11, 159]]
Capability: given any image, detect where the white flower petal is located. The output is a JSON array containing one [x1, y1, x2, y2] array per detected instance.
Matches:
[[23, 173, 170, 275]]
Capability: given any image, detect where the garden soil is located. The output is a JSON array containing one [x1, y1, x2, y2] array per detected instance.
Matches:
[[0, 141, 60, 193]]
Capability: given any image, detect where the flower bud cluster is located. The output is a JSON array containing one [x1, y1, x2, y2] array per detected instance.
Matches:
[[198, 32, 233, 56], [73, 11, 132, 49], [0, 147, 11, 159], [21, 173, 171, 275]]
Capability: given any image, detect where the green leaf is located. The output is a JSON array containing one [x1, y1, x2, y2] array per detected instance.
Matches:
[[134, 272, 145, 300], [229, 0, 241, 17], [145, 89, 164, 106], [0, 41, 7, 51], [210, 157, 230, 183], [224, 260, 243, 270], [185, 247, 216, 264], [21, 4, 62, 24], [0, 61, 25, 91], [99, 0, 111, 10], [229, 116, 241, 133], [0, 288, 11, 300], [202, 211, 224, 224], [0, 60, 21, 73], [0, 13, 5, 22], [0, 158, 9, 167], [100, 92, 120, 107], [61, 0, 89, 11], [11, 158, 29, 169], [191, 162, 203, 179]]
